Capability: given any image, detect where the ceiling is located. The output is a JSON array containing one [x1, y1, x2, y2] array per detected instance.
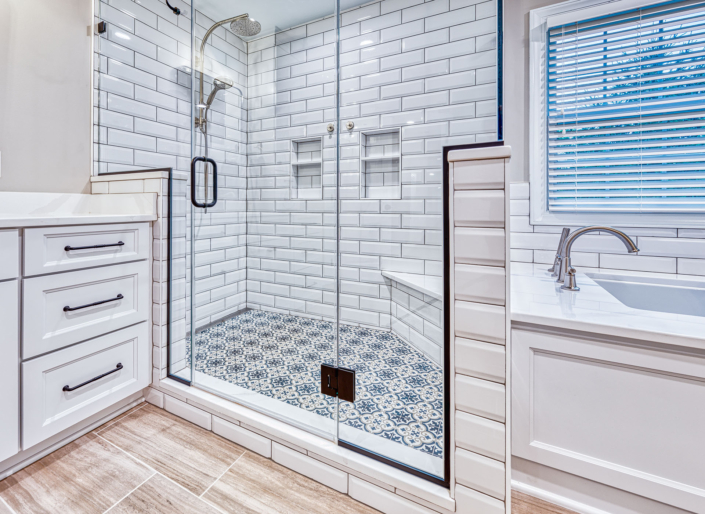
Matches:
[[195, 0, 373, 41]]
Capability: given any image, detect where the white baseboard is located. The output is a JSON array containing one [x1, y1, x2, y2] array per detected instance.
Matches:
[[512, 480, 612, 514]]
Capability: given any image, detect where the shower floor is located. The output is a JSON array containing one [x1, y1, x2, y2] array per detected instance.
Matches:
[[193, 310, 443, 458]]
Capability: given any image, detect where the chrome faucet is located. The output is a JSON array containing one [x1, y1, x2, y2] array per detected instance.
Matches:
[[557, 226, 639, 291], [548, 227, 571, 277]]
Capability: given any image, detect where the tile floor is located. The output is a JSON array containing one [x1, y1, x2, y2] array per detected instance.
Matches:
[[194, 310, 444, 457], [0, 404, 379, 514], [0, 402, 577, 514]]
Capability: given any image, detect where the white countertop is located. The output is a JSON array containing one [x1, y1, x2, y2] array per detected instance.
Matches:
[[0, 192, 157, 228], [511, 262, 705, 350]]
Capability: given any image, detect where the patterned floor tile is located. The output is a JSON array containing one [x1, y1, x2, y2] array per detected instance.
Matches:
[[194, 310, 443, 458]]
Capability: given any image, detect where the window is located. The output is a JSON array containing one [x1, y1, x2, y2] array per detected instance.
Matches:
[[530, 0, 705, 227]]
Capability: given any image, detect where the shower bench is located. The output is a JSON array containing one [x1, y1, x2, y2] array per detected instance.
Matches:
[[382, 270, 443, 365]]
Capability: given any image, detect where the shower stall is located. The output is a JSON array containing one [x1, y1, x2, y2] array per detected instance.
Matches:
[[95, 0, 499, 485]]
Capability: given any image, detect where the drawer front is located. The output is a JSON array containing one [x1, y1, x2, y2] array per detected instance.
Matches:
[[23, 261, 150, 358], [24, 223, 150, 276], [22, 323, 150, 449], [0, 280, 19, 462], [0, 229, 20, 280]]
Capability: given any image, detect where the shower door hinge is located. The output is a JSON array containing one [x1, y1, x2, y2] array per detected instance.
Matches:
[[320, 364, 355, 403]]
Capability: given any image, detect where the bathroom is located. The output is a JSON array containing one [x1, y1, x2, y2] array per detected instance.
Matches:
[[0, 0, 703, 512]]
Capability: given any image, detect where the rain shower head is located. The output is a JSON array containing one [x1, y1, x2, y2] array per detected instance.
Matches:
[[230, 16, 261, 37], [205, 77, 234, 107]]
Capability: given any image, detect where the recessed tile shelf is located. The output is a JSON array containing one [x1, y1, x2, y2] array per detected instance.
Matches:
[[359, 129, 401, 199], [291, 137, 323, 200]]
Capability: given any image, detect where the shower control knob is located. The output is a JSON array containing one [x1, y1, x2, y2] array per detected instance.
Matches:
[[327, 123, 335, 133], [346, 121, 355, 130]]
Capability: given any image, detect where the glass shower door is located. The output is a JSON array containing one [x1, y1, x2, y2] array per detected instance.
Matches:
[[168, 0, 341, 441]]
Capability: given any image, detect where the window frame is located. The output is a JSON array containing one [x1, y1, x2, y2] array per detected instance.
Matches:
[[529, 0, 705, 228]]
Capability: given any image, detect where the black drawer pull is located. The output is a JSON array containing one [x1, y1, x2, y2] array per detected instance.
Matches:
[[64, 241, 125, 251], [63, 363, 123, 392], [63, 294, 123, 312]]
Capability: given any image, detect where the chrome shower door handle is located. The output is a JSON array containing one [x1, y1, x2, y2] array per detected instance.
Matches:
[[190, 156, 218, 208]]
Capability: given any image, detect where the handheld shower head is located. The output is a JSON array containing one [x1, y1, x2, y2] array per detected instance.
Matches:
[[205, 77, 234, 107]]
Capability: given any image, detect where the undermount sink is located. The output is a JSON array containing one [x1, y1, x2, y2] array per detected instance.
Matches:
[[587, 273, 705, 318]]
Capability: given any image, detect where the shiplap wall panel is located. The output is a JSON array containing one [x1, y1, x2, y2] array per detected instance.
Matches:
[[450, 145, 510, 514]]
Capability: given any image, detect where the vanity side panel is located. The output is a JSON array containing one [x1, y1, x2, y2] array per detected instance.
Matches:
[[0, 279, 19, 462]]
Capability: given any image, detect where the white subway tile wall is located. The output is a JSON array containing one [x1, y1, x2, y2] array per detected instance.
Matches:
[[509, 183, 705, 276], [95, 0, 248, 345], [244, 0, 496, 323], [93, 0, 499, 373]]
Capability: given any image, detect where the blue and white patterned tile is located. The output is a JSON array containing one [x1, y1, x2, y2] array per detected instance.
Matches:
[[194, 310, 444, 458]]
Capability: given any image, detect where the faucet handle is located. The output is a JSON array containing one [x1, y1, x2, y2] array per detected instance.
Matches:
[[548, 227, 571, 276], [561, 267, 580, 291]]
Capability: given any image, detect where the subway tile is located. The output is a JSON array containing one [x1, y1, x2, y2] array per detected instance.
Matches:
[[109, 0, 158, 28], [426, 69, 475, 92], [108, 94, 157, 120], [360, 69, 402, 88], [100, 73, 135, 97], [343, 3, 381, 26], [403, 29, 449, 53], [341, 32, 381, 54], [450, 16, 497, 41], [600, 253, 677, 274], [380, 49, 425, 71], [637, 237, 705, 258], [451, 48, 497, 73], [380, 20, 425, 43], [135, 20, 178, 53], [402, 0, 450, 23], [678, 258, 705, 276], [403, 60, 449, 81], [348, 477, 434, 514], [426, 38, 477, 62], [100, 39, 135, 65], [107, 23, 157, 59]]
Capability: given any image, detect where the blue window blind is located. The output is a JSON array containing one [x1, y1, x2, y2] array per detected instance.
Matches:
[[546, 0, 705, 213]]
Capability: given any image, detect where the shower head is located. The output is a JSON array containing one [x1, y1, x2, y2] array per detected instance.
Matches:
[[230, 16, 261, 37], [205, 77, 234, 107]]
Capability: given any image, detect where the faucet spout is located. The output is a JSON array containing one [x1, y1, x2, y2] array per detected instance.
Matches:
[[557, 226, 639, 291]]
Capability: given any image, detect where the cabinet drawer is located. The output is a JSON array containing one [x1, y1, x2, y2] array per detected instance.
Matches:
[[24, 223, 150, 276], [0, 229, 20, 280], [0, 280, 19, 462], [23, 261, 150, 358], [22, 323, 150, 449]]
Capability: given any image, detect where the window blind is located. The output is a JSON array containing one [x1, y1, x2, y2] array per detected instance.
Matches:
[[546, 0, 705, 213]]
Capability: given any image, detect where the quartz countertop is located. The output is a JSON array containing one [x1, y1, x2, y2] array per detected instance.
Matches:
[[0, 192, 157, 228], [511, 262, 705, 350], [381, 270, 443, 300]]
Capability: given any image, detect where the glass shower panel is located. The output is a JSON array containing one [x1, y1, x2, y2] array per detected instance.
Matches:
[[176, 0, 340, 440]]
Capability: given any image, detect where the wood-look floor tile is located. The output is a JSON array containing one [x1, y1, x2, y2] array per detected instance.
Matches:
[[203, 451, 380, 514], [0, 500, 14, 514], [512, 491, 579, 514], [0, 433, 153, 514], [98, 404, 245, 496], [110, 474, 221, 514]]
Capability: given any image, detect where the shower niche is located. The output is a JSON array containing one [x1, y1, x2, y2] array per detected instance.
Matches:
[[359, 128, 401, 199], [290, 137, 323, 200]]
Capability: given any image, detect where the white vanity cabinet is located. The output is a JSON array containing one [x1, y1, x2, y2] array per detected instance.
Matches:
[[0, 222, 152, 463], [0, 230, 20, 462], [512, 326, 705, 513]]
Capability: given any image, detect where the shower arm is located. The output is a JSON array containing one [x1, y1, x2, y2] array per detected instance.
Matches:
[[196, 13, 249, 127]]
